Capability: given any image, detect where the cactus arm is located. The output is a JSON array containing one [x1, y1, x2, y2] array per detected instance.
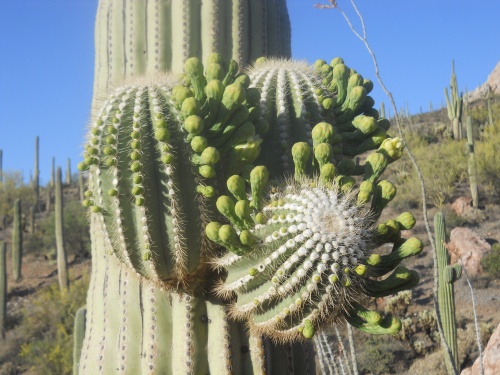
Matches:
[[73, 307, 86, 375]]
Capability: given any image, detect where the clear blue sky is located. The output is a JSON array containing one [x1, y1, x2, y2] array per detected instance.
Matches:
[[1, 0, 499, 184]]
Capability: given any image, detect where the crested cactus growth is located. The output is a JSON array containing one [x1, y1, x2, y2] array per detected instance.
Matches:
[[78, 53, 422, 373], [73, 307, 87, 375], [12, 199, 22, 281], [435, 212, 461, 373], [444, 60, 463, 140], [55, 167, 69, 291], [78, 1, 422, 372], [466, 116, 478, 207], [0, 241, 6, 339]]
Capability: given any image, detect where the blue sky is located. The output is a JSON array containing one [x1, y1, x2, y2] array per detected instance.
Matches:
[[1, 0, 499, 185]]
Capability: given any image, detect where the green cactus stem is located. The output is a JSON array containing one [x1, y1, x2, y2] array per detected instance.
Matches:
[[66, 158, 72, 185], [0, 241, 6, 339], [444, 60, 463, 140], [12, 199, 22, 281], [435, 212, 461, 373], [466, 116, 478, 207], [486, 85, 494, 128], [73, 306, 87, 375], [55, 167, 69, 291]]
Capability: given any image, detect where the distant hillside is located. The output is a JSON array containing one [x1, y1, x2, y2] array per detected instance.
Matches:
[[467, 60, 500, 101]]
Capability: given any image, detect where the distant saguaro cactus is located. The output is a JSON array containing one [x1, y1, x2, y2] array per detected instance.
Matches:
[[66, 158, 72, 185], [29, 206, 35, 235], [55, 167, 69, 291], [435, 212, 461, 373], [50, 157, 55, 188], [33, 136, 40, 202], [0, 148, 3, 184], [466, 116, 478, 207], [444, 60, 463, 140], [12, 199, 22, 281], [0, 241, 6, 339]]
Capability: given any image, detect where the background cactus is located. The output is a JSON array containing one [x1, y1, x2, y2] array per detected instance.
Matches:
[[77, 1, 422, 373], [434, 212, 461, 373], [66, 158, 72, 185], [466, 116, 478, 207], [12, 199, 22, 281], [33, 136, 40, 203], [444, 60, 463, 140], [0, 241, 6, 339], [0, 148, 3, 184], [55, 167, 69, 291]]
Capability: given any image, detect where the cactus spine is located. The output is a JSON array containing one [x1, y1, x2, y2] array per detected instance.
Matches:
[[73, 306, 87, 375], [66, 158, 72, 185], [444, 60, 463, 140], [56, 167, 69, 291], [466, 116, 478, 208], [34, 136, 40, 202], [12, 199, 22, 281], [435, 212, 461, 373], [0, 241, 6, 339]]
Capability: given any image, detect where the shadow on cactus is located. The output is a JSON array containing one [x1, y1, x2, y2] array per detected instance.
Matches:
[[78, 53, 422, 367]]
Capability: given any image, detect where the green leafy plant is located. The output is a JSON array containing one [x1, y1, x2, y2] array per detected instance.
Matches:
[[482, 243, 500, 277]]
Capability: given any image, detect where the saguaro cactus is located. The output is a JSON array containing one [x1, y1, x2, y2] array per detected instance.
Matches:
[[12, 199, 22, 281], [55, 167, 69, 291], [77, 2, 421, 373], [0, 148, 3, 184], [33, 136, 40, 202], [73, 307, 87, 375], [50, 157, 55, 188], [466, 116, 478, 208], [66, 158, 72, 185], [435, 212, 461, 373], [0, 241, 6, 339], [444, 60, 463, 140]]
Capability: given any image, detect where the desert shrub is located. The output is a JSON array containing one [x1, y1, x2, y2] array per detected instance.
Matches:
[[386, 132, 467, 209], [482, 243, 500, 277], [0, 172, 36, 224], [25, 200, 90, 259], [357, 335, 397, 374], [17, 275, 88, 375]]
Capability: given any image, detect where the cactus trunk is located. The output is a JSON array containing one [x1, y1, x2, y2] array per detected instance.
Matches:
[[92, 0, 291, 110], [73, 307, 87, 375], [466, 116, 478, 208], [56, 167, 69, 291], [29, 206, 35, 235], [12, 199, 22, 281], [51, 156, 55, 188], [444, 60, 463, 141], [79, 171, 85, 203], [435, 212, 460, 373], [0, 241, 6, 339]]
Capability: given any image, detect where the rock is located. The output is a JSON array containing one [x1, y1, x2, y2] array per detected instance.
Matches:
[[451, 197, 473, 216], [447, 227, 491, 276], [461, 323, 500, 375]]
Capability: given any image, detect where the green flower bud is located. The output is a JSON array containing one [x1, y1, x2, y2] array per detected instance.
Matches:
[[191, 136, 208, 153], [196, 185, 215, 198], [181, 97, 200, 118], [155, 128, 170, 143], [249, 166, 269, 210], [395, 212, 416, 230], [311, 122, 334, 146], [206, 62, 224, 82], [184, 115, 204, 135], [199, 165, 215, 178], [314, 143, 333, 169], [227, 175, 247, 201], [200, 147, 220, 165], [378, 137, 404, 162], [291, 142, 311, 178], [206, 221, 222, 242], [320, 163, 337, 182], [302, 320, 315, 339]]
